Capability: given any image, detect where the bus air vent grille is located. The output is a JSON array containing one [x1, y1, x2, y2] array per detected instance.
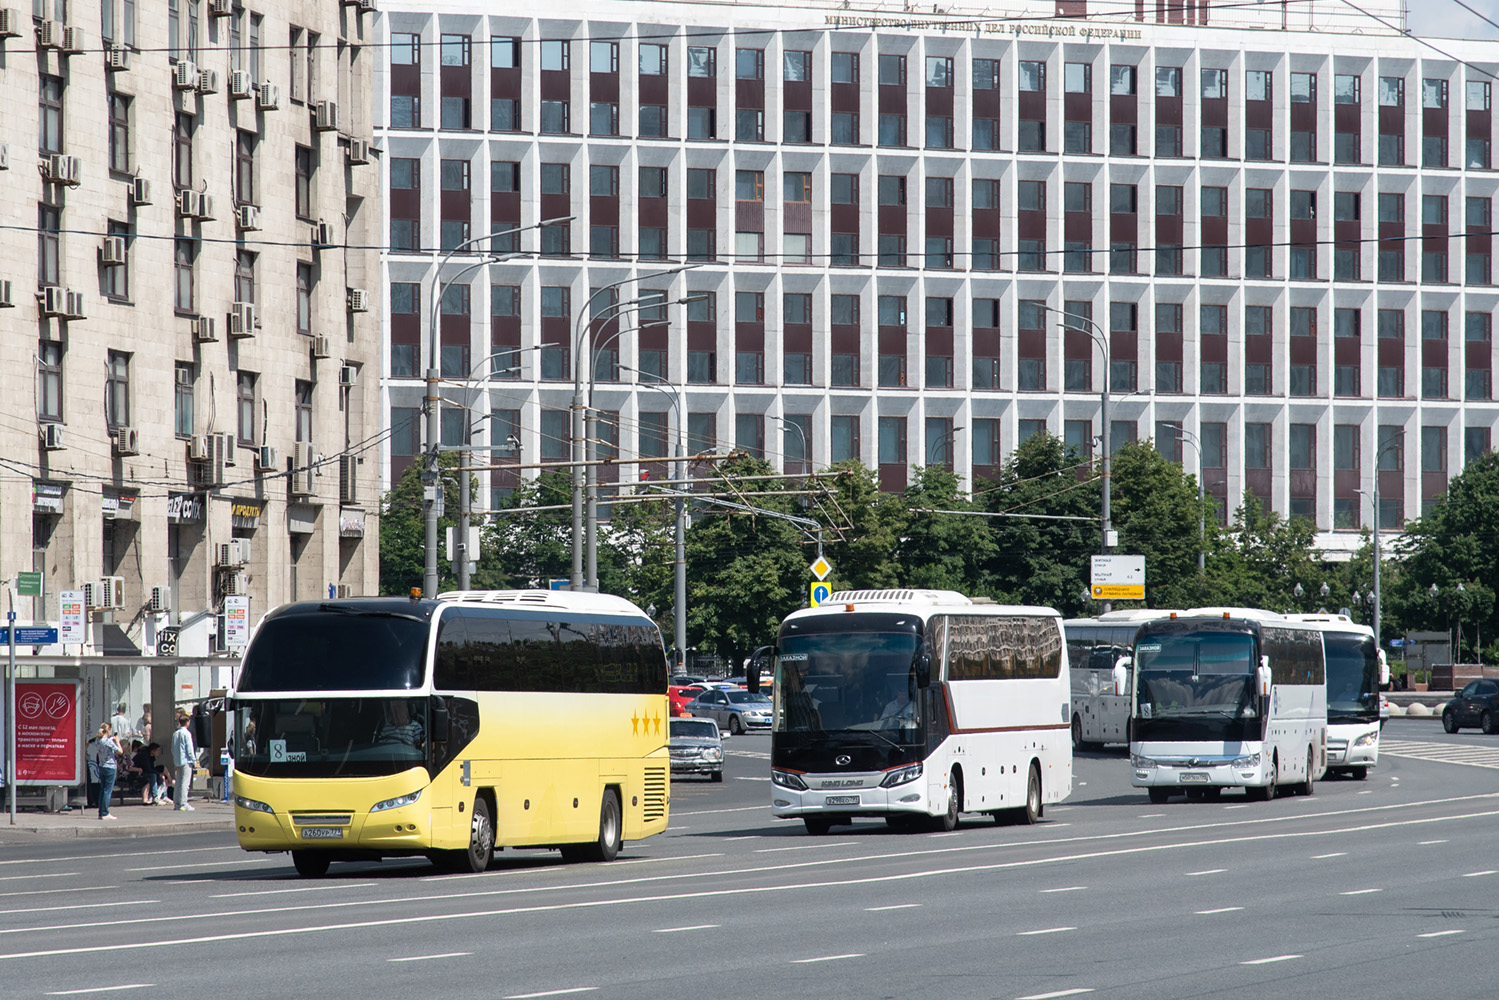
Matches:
[[641, 767, 667, 821]]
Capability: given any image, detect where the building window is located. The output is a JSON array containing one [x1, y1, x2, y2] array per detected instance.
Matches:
[[103, 221, 131, 301], [172, 111, 193, 189], [236, 371, 257, 445], [294, 381, 313, 444], [105, 351, 131, 430], [40, 74, 64, 155], [296, 262, 313, 335], [38, 342, 63, 424], [173, 238, 194, 313], [107, 92, 131, 174], [294, 145, 313, 221]]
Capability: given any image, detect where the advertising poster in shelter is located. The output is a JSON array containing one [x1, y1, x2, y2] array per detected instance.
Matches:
[[15, 679, 82, 785]]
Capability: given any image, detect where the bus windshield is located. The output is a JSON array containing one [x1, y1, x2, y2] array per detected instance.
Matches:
[[775, 632, 921, 733], [236, 609, 430, 692], [232, 698, 431, 778], [1133, 631, 1260, 741], [1325, 633, 1380, 724]]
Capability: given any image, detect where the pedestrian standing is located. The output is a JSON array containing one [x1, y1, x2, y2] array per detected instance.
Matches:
[[171, 711, 197, 812], [110, 702, 133, 740], [90, 724, 123, 820]]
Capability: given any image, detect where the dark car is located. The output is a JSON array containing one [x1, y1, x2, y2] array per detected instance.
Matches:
[[669, 717, 725, 781], [1443, 679, 1499, 734], [685, 689, 772, 734]]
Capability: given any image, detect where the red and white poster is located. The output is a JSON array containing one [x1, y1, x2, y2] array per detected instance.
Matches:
[[15, 679, 82, 785]]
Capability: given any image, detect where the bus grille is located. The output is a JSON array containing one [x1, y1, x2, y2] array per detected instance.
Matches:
[[292, 813, 353, 825], [641, 767, 667, 821]]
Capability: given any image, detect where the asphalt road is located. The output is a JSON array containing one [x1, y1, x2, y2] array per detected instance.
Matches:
[[4, 718, 1499, 999]]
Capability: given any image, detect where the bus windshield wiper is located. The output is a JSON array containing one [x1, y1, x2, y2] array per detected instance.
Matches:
[[316, 604, 428, 624]]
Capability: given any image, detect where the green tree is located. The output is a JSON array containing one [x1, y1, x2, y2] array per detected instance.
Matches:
[[813, 462, 903, 592], [379, 452, 467, 596], [1109, 442, 1219, 609], [897, 465, 996, 593], [479, 471, 576, 589]]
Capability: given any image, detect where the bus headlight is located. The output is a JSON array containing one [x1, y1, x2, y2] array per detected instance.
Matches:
[[235, 795, 274, 815], [771, 769, 808, 791], [1130, 755, 1156, 769], [370, 789, 423, 813], [1353, 732, 1379, 747], [1231, 753, 1261, 769], [880, 762, 924, 788]]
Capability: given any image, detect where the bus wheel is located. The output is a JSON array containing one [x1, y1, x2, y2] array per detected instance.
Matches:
[[933, 771, 961, 832], [563, 789, 622, 863], [441, 796, 495, 873], [291, 851, 330, 878], [1299, 748, 1316, 796], [1018, 765, 1042, 825], [1071, 715, 1084, 751], [1147, 788, 1169, 805], [804, 816, 833, 836], [1350, 766, 1368, 781]]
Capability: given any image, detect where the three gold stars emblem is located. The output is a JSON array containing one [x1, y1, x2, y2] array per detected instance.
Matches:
[[630, 710, 663, 735]]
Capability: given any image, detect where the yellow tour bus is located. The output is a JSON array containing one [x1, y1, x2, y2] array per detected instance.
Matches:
[[229, 590, 670, 877]]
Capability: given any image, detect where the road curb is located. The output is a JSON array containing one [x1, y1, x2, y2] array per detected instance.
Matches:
[[0, 818, 233, 841]]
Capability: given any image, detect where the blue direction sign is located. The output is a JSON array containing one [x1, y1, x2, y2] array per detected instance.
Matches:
[[0, 627, 60, 645]]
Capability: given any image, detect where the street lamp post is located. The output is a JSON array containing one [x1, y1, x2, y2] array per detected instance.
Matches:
[[422, 219, 569, 598], [770, 413, 810, 476], [624, 363, 688, 667], [571, 266, 697, 590], [1160, 422, 1206, 574], [1040, 303, 1112, 611]]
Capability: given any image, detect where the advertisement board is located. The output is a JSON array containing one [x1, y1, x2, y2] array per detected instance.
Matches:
[[14, 679, 83, 786], [59, 589, 87, 644], [224, 595, 250, 650]]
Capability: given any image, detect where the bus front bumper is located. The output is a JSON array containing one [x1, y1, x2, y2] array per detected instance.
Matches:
[[1327, 733, 1379, 769], [770, 767, 931, 819], [1129, 751, 1267, 789], [232, 773, 434, 853]]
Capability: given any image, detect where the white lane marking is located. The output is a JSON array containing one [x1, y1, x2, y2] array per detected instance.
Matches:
[[1340, 889, 1382, 895], [722, 835, 761, 841], [0, 873, 78, 883], [1138, 814, 1165, 819], [1186, 869, 1226, 876], [1359, 790, 1373, 795], [0, 901, 157, 917], [1419, 840, 1448, 845], [1222, 804, 1248, 810], [753, 842, 857, 854], [733, 776, 769, 781], [613, 854, 726, 866], [13, 799, 1499, 958], [653, 924, 720, 933], [0, 886, 110, 900], [125, 860, 271, 873], [1418, 929, 1465, 939], [389, 952, 472, 963], [1195, 907, 1243, 915], [1040, 886, 1086, 894], [1241, 955, 1302, 965], [504, 989, 597, 999], [865, 904, 922, 911], [420, 853, 724, 881], [672, 805, 768, 816], [1462, 870, 1498, 877], [790, 953, 864, 964], [1018, 927, 1075, 936], [0, 846, 240, 866], [211, 883, 377, 898], [1017, 990, 1095, 1000], [1312, 853, 1347, 859], [45, 987, 153, 996]]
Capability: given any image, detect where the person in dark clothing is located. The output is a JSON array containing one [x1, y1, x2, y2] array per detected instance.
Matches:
[[132, 742, 167, 804]]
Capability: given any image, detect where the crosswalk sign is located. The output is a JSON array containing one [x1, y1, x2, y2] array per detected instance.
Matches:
[[809, 582, 831, 607]]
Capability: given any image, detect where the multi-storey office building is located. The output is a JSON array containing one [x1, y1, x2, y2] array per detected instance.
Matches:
[[376, 0, 1499, 557], [0, 1, 382, 669]]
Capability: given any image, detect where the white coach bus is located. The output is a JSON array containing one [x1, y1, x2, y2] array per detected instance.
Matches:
[[1064, 610, 1180, 749], [1286, 614, 1387, 780], [1125, 609, 1326, 803], [771, 590, 1072, 835]]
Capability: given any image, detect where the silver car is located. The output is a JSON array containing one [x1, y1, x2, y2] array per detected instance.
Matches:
[[686, 689, 773, 734], [669, 717, 725, 781]]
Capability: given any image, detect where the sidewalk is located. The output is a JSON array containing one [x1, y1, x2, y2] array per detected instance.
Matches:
[[0, 795, 235, 841]]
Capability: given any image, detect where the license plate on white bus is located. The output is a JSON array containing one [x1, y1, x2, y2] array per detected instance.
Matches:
[[1179, 772, 1209, 783], [824, 795, 860, 806], [301, 827, 344, 839]]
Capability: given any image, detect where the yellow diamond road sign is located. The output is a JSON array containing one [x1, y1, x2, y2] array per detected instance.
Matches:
[[810, 555, 832, 580]]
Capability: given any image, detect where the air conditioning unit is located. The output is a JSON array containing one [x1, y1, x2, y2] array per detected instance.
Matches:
[[209, 0, 231, 16], [177, 189, 202, 218], [229, 302, 256, 337], [312, 220, 336, 247], [255, 445, 278, 472], [64, 289, 85, 320], [129, 176, 151, 206], [197, 193, 216, 221], [219, 432, 237, 467], [173, 60, 199, 91], [35, 19, 60, 48], [228, 70, 254, 99], [347, 138, 370, 165], [336, 584, 351, 599], [149, 586, 171, 613], [0, 279, 13, 308], [339, 454, 358, 504], [101, 235, 127, 266], [311, 334, 332, 359], [198, 68, 220, 95], [358, 0, 375, 11], [225, 572, 249, 597], [112, 426, 140, 456], [314, 100, 340, 132], [236, 204, 260, 231], [216, 540, 241, 567], [192, 315, 217, 343], [84, 578, 124, 610], [60, 24, 83, 53], [188, 434, 210, 461], [0, 8, 20, 38], [40, 423, 65, 450], [42, 154, 81, 186], [291, 442, 316, 496], [256, 83, 280, 111], [40, 286, 67, 316], [106, 43, 130, 71], [346, 288, 369, 313], [339, 365, 358, 388]]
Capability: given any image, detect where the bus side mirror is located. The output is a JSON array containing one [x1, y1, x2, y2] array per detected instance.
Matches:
[[913, 649, 932, 689], [430, 697, 450, 742], [1257, 659, 1272, 697], [1112, 659, 1130, 697], [1379, 650, 1391, 686]]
